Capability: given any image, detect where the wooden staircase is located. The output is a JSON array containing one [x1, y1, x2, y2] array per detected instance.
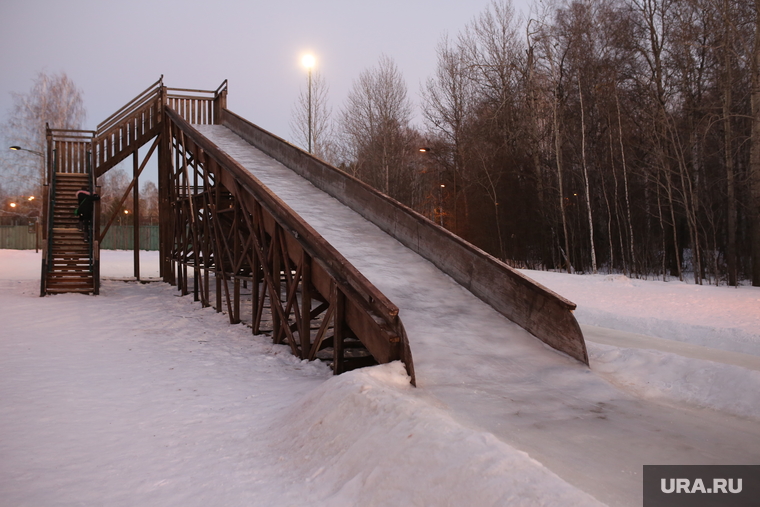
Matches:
[[44, 172, 95, 294]]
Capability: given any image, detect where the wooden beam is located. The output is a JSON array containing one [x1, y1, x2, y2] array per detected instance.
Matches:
[[98, 136, 158, 244]]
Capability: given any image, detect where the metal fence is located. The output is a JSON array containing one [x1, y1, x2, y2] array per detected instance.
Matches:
[[0, 224, 40, 250], [0, 225, 159, 250]]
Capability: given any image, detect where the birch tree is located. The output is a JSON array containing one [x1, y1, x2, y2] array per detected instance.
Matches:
[[2, 71, 86, 194], [339, 55, 416, 203]]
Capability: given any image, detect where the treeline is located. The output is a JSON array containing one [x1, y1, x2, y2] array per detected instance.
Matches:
[[298, 0, 760, 286]]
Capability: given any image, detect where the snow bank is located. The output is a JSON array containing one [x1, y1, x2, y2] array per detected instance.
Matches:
[[521, 270, 760, 419], [589, 343, 760, 421], [521, 270, 760, 355], [268, 362, 605, 507]]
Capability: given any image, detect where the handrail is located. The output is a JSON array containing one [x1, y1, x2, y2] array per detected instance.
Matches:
[[97, 76, 163, 133], [214, 79, 228, 97], [166, 87, 217, 96], [164, 93, 215, 100], [48, 128, 96, 137]]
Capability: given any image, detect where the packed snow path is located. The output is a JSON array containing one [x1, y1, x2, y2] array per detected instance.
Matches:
[[196, 124, 760, 506]]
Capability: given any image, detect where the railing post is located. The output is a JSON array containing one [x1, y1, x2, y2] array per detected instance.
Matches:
[[213, 81, 227, 125]]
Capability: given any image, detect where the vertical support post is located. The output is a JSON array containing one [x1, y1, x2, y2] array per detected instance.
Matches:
[[333, 286, 345, 375], [271, 228, 282, 341], [192, 151, 200, 303], [133, 149, 140, 281], [158, 111, 174, 283], [252, 247, 260, 333], [215, 184, 222, 312], [212, 81, 227, 125], [158, 101, 166, 281], [233, 202, 241, 324], [300, 252, 312, 359]]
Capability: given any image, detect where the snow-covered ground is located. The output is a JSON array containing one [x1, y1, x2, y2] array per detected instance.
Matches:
[[522, 270, 760, 421], [1, 243, 760, 507], [1, 250, 603, 506]]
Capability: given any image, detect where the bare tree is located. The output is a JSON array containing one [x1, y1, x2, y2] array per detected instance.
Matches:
[[1, 71, 86, 193], [422, 34, 477, 234], [339, 54, 416, 203], [99, 166, 131, 219], [140, 181, 159, 225], [290, 70, 336, 163]]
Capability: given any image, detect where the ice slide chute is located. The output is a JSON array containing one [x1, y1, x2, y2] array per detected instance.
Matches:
[[39, 79, 588, 381], [216, 108, 589, 366]]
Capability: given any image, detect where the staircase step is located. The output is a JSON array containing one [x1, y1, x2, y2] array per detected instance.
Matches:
[[56, 173, 89, 179], [47, 277, 93, 283], [46, 287, 94, 294], [47, 272, 93, 280]]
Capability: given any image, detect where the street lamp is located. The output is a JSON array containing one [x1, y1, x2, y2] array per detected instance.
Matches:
[[9, 145, 44, 157], [10, 145, 46, 189], [302, 54, 316, 154]]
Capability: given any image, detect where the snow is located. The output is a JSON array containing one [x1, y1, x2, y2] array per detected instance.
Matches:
[[522, 270, 760, 356], [1, 250, 602, 507], [519, 271, 760, 421], [3, 248, 758, 507], [3, 131, 760, 507]]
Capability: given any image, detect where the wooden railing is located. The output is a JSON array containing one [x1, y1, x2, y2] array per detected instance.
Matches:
[[92, 78, 228, 177], [165, 80, 227, 125], [93, 77, 164, 176], [47, 129, 95, 175]]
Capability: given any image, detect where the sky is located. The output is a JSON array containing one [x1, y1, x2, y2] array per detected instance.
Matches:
[[0, 0, 533, 147]]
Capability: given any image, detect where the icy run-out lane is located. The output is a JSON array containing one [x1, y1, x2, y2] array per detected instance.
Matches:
[[196, 124, 760, 507]]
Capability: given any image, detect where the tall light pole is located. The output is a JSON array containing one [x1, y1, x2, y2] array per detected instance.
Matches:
[[302, 54, 316, 154]]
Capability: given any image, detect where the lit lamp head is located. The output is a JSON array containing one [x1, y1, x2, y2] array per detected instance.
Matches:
[[302, 54, 316, 70], [9, 146, 21, 151]]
